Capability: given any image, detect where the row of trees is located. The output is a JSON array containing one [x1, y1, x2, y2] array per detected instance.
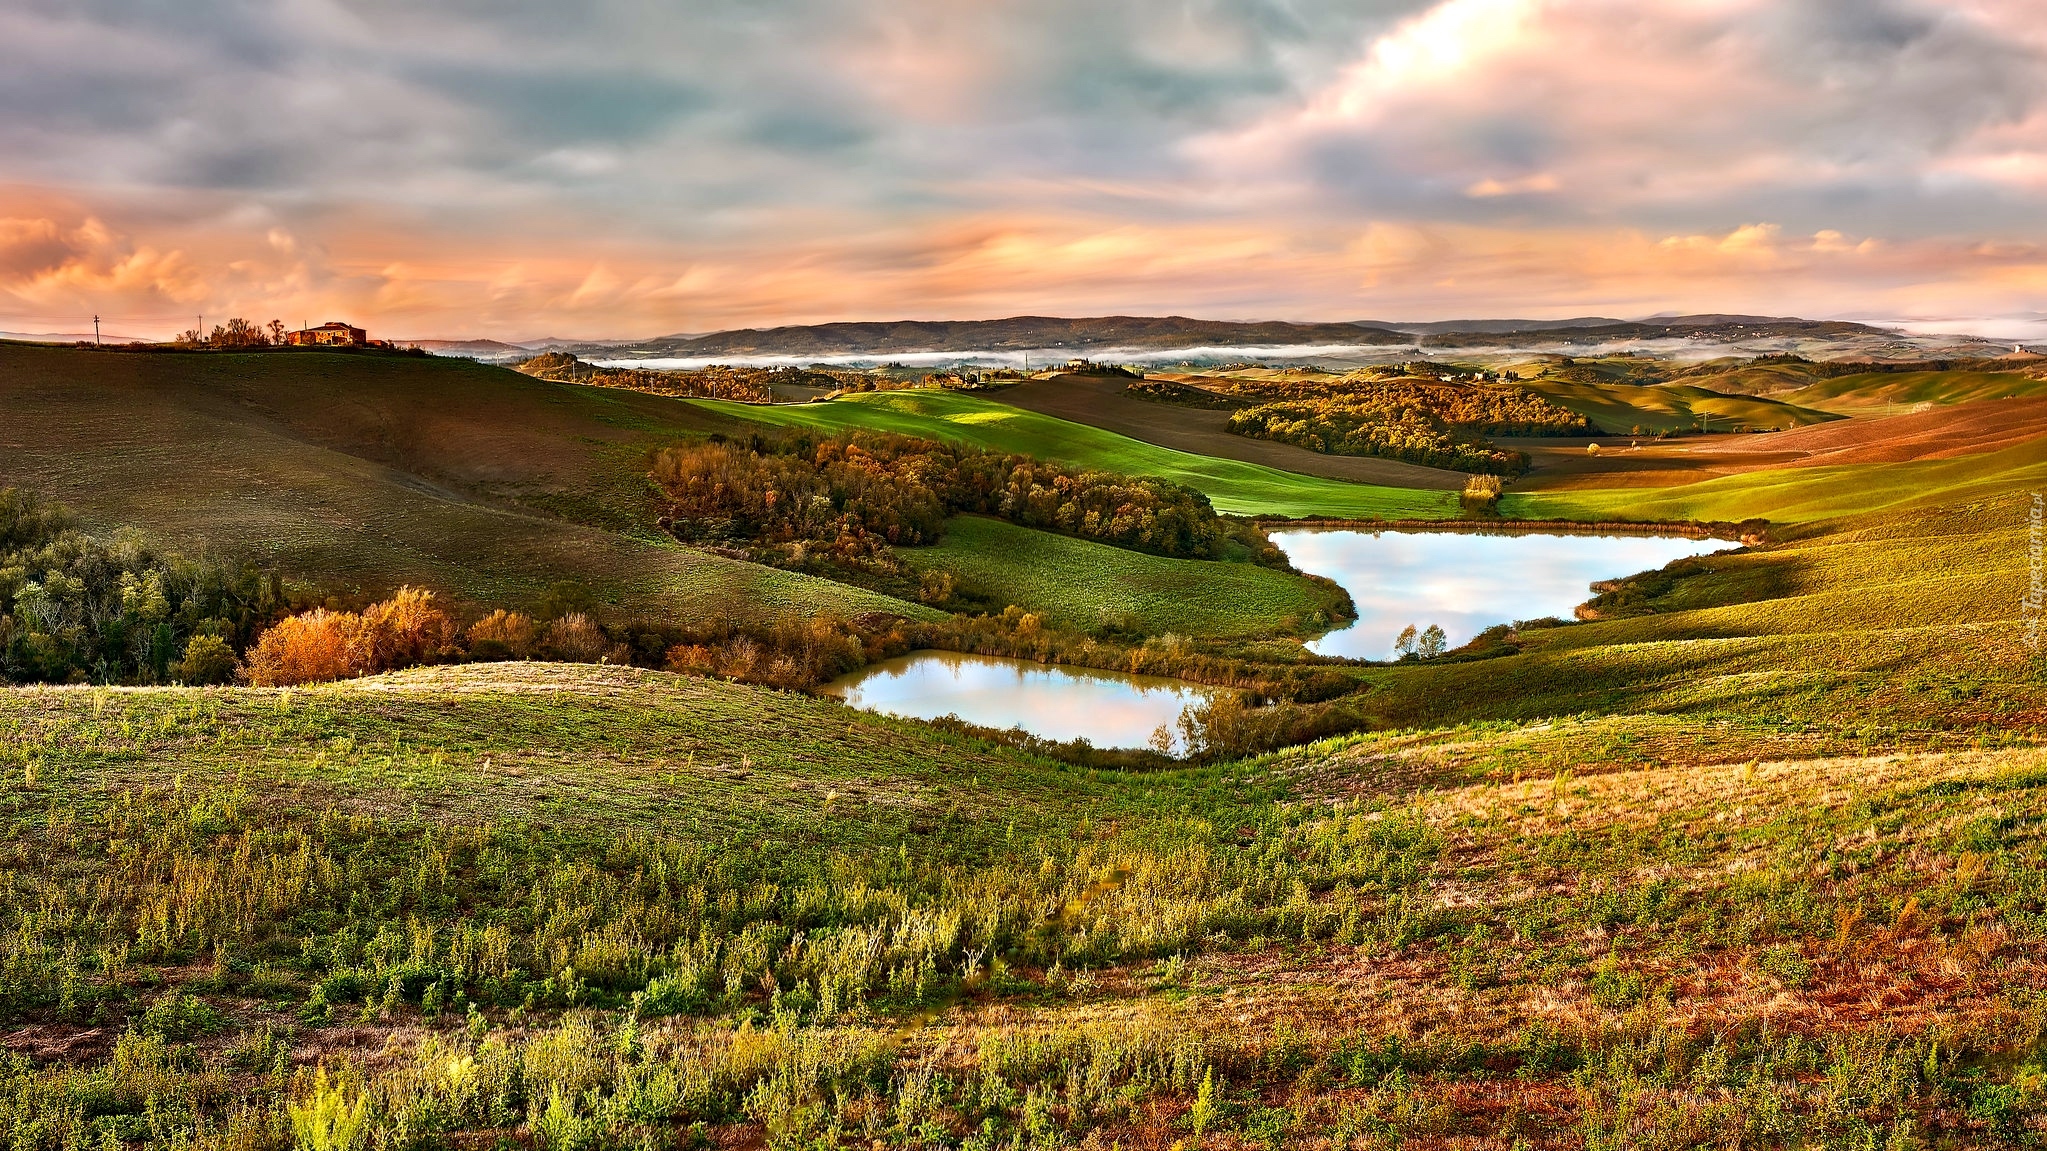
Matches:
[[1225, 380, 1592, 475], [1231, 403, 1531, 473], [512, 354, 830, 403], [174, 318, 287, 347], [242, 590, 628, 686]]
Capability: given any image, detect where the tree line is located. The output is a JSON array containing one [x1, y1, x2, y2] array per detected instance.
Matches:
[[650, 430, 1263, 593], [0, 489, 287, 686], [1224, 379, 1593, 475]]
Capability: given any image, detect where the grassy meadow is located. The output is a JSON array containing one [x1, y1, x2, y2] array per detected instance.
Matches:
[[1, 343, 2044, 1146], [690, 389, 1460, 519], [902, 515, 1350, 638], [1518, 378, 1842, 434], [1779, 370, 2047, 413], [1512, 432, 2047, 523]]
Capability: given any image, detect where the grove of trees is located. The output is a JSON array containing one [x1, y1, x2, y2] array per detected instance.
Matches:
[[651, 430, 1239, 575], [0, 488, 289, 685]]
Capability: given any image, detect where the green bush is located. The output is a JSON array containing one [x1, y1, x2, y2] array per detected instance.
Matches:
[[174, 633, 239, 684], [136, 992, 222, 1040]]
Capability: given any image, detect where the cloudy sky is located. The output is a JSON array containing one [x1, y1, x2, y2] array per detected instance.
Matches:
[[3, 0, 2045, 339]]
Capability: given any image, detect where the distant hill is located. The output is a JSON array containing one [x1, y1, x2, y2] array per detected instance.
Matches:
[[1412, 316, 1895, 348], [363, 313, 2031, 367], [412, 338, 541, 363], [1364, 317, 1630, 335], [588, 315, 1416, 359], [0, 329, 150, 345]]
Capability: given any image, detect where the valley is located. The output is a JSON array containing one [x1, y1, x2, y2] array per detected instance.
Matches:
[[0, 336, 2040, 1148]]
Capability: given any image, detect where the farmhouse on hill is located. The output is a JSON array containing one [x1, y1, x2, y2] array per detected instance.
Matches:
[[284, 321, 367, 347]]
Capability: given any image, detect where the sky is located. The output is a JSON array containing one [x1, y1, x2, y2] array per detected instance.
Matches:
[[2, 0, 2046, 341]]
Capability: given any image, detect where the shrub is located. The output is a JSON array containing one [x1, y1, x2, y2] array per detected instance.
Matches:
[[467, 609, 538, 660], [1461, 474, 1503, 512], [174, 634, 239, 684], [545, 613, 613, 662], [137, 992, 223, 1040], [245, 609, 363, 686], [246, 587, 461, 685], [288, 1068, 371, 1151], [358, 586, 459, 669]]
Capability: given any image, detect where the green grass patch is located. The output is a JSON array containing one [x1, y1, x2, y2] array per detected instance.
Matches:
[[691, 390, 1458, 519], [904, 515, 1347, 637], [1521, 379, 1840, 434], [1779, 370, 2047, 413], [1508, 434, 2047, 523]]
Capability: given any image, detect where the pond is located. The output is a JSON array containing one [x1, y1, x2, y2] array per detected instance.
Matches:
[[824, 650, 1219, 753], [1267, 528, 1736, 660], [825, 528, 1735, 749]]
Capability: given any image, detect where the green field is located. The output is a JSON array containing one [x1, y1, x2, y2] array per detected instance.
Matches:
[[1510, 432, 2047, 523], [0, 343, 932, 623], [693, 389, 1459, 518], [903, 515, 1348, 637], [1520, 377, 1841, 433], [1779, 369, 2047, 412]]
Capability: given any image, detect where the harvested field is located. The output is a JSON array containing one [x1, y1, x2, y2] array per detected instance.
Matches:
[[1513, 398, 2047, 490], [1706, 395, 2047, 463], [991, 373, 1471, 490]]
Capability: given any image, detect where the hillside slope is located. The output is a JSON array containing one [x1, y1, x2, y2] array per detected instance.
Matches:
[[691, 389, 1461, 519], [0, 481, 2038, 1146], [0, 343, 932, 622]]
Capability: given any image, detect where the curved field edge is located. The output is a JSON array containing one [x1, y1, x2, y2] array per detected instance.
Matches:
[[689, 390, 1460, 520]]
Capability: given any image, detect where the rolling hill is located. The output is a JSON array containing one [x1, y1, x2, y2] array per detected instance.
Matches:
[[0, 342, 933, 623], [1520, 377, 1843, 433], [597, 315, 1415, 358], [687, 388, 1462, 519]]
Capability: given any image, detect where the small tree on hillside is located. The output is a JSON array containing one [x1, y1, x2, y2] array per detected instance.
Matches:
[[1395, 625, 1418, 658], [1418, 624, 1448, 659], [268, 319, 286, 345]]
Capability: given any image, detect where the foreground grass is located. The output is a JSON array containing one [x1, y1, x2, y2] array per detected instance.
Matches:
[[693, 390, 1459, 519], [0, 665, 2039, 1148], [903, 516, 1349, 638]]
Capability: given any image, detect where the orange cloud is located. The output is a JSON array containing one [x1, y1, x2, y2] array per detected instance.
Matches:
[[4, 184, 2046, 341]]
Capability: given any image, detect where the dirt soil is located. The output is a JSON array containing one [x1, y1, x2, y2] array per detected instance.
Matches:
[[991, 373, 1472, 490]]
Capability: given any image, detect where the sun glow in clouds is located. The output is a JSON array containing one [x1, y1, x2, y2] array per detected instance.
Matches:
[[1, 0, 2045, 336]]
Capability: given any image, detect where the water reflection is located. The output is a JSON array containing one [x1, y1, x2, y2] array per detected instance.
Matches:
[[825, 650, 1218, 753], [1269, 528, 1735, 660]]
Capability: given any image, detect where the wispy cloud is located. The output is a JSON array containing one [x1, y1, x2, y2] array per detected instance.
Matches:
[[1, 0, 2043, 337]]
